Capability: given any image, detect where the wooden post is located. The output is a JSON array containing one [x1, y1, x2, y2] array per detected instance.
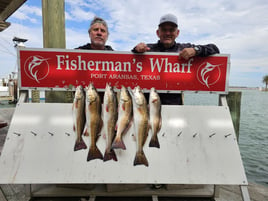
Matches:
[[31, 90, 40, 103], [42, 0, 73, 103], [42, 0, 65, 48], [226, 91, 242, 141]]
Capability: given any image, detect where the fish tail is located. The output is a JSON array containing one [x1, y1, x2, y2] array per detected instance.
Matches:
[[112, 136, 126, 150], [149, 135, 160, 148], [134, 151, 149, 167], [87, 146, 103, 161], [74, 138, 87, 151], [103, 149, 118, 162]]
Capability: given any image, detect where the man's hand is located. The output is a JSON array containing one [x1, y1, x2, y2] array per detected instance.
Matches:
[[134, 42, 150, 53], [179, 48, 197, 60]]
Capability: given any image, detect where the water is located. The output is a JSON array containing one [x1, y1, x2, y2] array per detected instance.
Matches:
[[184, 89, 268, 186], [1, 90, 267, 186], [238, 89, 268, 186]]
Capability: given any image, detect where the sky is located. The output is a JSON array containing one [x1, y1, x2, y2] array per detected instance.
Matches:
[[0, 0, 268, 88]]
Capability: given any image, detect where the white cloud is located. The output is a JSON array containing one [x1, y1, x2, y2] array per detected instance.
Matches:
[[0, 22, 43, 78], [66, 5, 95, 22], [66, 28, 89, 49], [11, 4, 42, 23], [0, 0, 268, 87]]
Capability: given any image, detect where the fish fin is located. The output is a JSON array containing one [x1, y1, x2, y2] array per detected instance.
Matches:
[[103, 149, 118, 162], [122, 102, 125, 111], [74, 138, 87, 151], [106, 104, 109, 112], [87, 146, 103, 161], [134, 151, 149, 167], [122, 120, 133, 136], [142, 127, 149, 146], [74, 100, 78, 108], [98, 119, 103, 134], [152, 98, 158, 103], [103, 133, 106, 140], [83, 128, 89, 136], [149, 135, 160, 148], [112, 136, 126, 150], [73, 125, 76, 132]]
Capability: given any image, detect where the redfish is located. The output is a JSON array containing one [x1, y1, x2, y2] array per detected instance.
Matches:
[[131, 86, 149, 167], [149, 87, 162, 148], [72, 85, 87, 151], [112, 85, 132, 150], [85, 83, 103, 161], [103, 83, 118, 162]]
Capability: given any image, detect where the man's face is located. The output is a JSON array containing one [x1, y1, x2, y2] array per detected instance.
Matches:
[[157, 23, 179, 48], [89, 23, 108, 49]]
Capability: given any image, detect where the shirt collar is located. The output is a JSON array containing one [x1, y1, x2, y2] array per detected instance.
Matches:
[[157, 40, 176, 51]]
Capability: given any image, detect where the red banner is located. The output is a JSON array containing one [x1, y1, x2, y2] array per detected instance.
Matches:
[[18, 48, 230, 93]]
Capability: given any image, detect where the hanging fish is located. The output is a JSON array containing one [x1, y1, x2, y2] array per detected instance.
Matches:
[[103, 83, 118, 162], [149, 87, 162, 148], [72, 85, 87, 151], [131, 86, 149, 167], [112, 85, 132, 150], [85, 83, 103, 161]]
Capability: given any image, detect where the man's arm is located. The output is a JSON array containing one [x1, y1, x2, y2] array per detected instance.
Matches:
[[179, 43, 220, 60], [193, 44, 220, 57], [132, 42, 150, 53]]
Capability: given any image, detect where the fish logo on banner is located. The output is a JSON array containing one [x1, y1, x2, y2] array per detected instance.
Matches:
[[196, 62, 222, 88], [24, 56, 50, 83]]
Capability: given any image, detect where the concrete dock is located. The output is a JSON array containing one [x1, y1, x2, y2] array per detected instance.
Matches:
[[0, 107, 267, 201]]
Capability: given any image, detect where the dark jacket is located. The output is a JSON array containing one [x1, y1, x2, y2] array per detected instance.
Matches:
[[132, 40, 219, 56], [76, 43, 113, 51], [132, 41, 220, 105]]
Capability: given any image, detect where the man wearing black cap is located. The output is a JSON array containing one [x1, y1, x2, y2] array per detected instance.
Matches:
[[132, 14, 220, 104]]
